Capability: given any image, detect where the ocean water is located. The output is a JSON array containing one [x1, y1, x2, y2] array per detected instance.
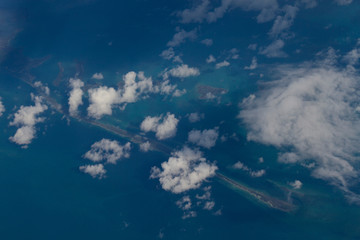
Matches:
[[1, 0, 360, 239]]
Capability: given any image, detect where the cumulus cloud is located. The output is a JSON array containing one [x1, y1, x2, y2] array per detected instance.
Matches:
[[0, 97, 5, 116], [139, 141, 152, 152], [163, 64, 200, 79], [68, 78, 84, 116], [167, 29, 197, 47], [244, 57, 258, 70], [239, 52, 360, 199], [150, 146, 218, 193], [178, 0, 279, 24], [188, 112, 204, 123], [91, 72, 104, 80], [140, 113, 179, 140], [233, 161, 266, 177], [215, 60, 230, 69], [88, 71, 181, 119], [79, 164, 106, 179], [201, 38, 213, 46], [206, 54, 216, 63], [34, 81, 50, 95], [84, 139, 131, 164], [259, 39, 287, 58], [188, 128, 219, 149], [301, 0, 318, 8], [289, 180, 303, 189], [9, 94, 48, 147], [268, 5, 298, 38]]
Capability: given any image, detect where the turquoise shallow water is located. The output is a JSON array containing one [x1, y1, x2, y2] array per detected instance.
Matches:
[[1, 0, 360, 239]]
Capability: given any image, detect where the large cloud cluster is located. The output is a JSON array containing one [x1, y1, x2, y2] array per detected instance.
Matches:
[[150, 146, 217, 193], [9, 94, 48, 147], [140, 113, 179, 140], [239, 54, 360, 199]]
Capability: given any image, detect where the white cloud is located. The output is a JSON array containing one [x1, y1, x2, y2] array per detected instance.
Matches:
[[188, 112, 204, 123], [68, 78, 84, 116], [79, 164, 106, 179], [244, 57, 258, 70], [239, 53, 360, 198], [167, 29, 197, 47], [84, 139, 131, 164], [269, 5, 298, 38], [233, 161, 266, 177], [150, 146, 217, 193], [0, 98, 5, 117], [91, 72, 104, 80], [289, 180, 303, 189], [335, 0, 352, 5], [248, 43, 257, 50], [9, 94, 48, 147], [188, 128, 219, 149], [176, 195, 197, 219], [139, 141, 152, 152], [201, 38, 213, 46], [140, 113, 179, 140], [259, 39, 287, 58], [301, 0, 318, 8], [206, 54, 216, 63], [215, 60, 230, 69], [178, 0, 279, 24], [88, 71, 180, 119], [34, 81, 50, 95], [163, 64, 200, 79]]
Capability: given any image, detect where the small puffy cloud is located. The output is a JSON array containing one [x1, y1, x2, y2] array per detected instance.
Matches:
[[84, 139, 131, 164], [215, 60, 230, 69], [233, 161, 266, 177], [260, 39, 287, 58], [244, 57, 258, 70], [9, 94, 48, 147], [79, 164, 106, 179], [301, 0, 318, 8], [188, 128, 219, 149], [0, 97, 5, 117], [139, 141, 152, 152], [68, 78, 84, 116], [34, 81, 50, 95], [91, 73, 104, 80], [163, 64, 200, 79], [269, 5, 298, 38], [167, 29, 197, 47], [188, 112, 204, 123], [150, 146, 217, 193], [87, 86, 119, 119], [201, 38, 213, 46], [289, 180, 303, 189], [176, 195, 197, 219], [206, 54, 216, 63], [160, 48, 183, 63], [141, 113, 179, 140]]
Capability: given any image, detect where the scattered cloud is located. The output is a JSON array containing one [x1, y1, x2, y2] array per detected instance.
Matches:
[[188, 112, 204, 123], [34, 81, 50, 95], [163, 64, 200, 79], [259, 39, 287, 58], [335, 0, 352, 5], [167, 28, 197, 47], [9, 94, 48, 147], [301, 0, 318, 8], [68, 78, 84, 116], [140, 113, 179, 140], [176, 196, 197, 219], [188, 128, 219, 149], [139, 141, 152, 152], [244, 57, 258, 70], [215, 60, 230, 69], [206, 54, 216, 63], [79, 164, 106, 179], [201, 38, 213, 46], [84, 139, 131, 164], [150, 146, 217, 193], [289, 180, 303, 189], [233, 161, 266, 177], [91, 72, 104, 80], [0, 98, 5, 117], [269, 5, 298, 39]]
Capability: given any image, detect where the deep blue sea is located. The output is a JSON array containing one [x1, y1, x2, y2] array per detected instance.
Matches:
[[1, 0, 360, 239]]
